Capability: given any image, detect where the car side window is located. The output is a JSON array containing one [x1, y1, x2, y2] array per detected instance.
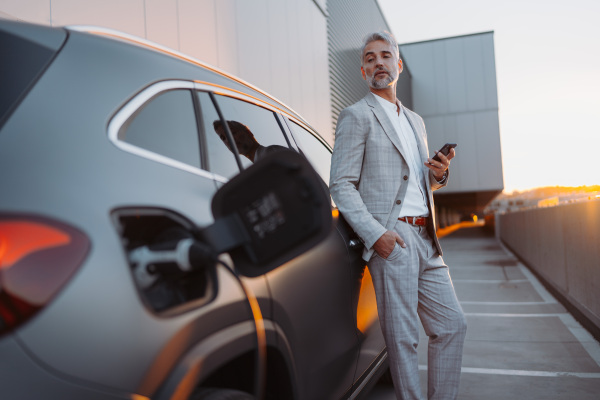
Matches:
[[196, 91, 240, 179], [288, 121, 332, 185], [209, 94, 290, 170], [119, 89, 201, 168]]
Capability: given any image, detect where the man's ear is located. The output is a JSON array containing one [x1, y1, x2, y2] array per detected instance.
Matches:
[[398, 59, 403, 74], [361, 66, 366, 80]]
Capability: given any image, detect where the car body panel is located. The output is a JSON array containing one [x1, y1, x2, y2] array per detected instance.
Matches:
[[266, 215, 361, 399]]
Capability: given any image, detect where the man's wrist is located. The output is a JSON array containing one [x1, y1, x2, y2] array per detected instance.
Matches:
[[435, 170, 448, 184]]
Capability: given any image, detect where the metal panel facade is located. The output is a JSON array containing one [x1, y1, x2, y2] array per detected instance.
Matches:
[[326, 0, 411, 133], [1, 0, 333, 141], [400, 32, 503, 194]]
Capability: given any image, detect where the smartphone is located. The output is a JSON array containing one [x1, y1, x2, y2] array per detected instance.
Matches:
[[432, 143, 457, 162]]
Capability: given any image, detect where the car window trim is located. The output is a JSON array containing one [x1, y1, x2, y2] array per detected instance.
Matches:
[[194, 81, 330, 155], [108, 79, 326, 185], [274, 113, 296, 150], [108, 80, 216, 180], [191, 89, 210, 171], [193, 80, 314, 130], [207, 91, 244, 172], [209, 91, 293, 151], [200, 83, 299, 179], [280, 116, 300, 150]]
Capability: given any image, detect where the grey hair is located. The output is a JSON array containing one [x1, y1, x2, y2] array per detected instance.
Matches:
[[360, 31, 400, 63]]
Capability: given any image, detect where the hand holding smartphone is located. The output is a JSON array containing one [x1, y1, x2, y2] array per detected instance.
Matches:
[[432, 143, 457, 162]]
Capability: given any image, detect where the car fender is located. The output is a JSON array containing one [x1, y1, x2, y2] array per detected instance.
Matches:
[[150, 320, 258, 400]]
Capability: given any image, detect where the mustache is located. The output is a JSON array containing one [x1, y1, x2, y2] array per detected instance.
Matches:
[[366, 65, 397, 90]]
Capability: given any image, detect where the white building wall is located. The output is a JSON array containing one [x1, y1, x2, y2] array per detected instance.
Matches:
[[0, 0, 333, 142], [400, 32, 504, 194]]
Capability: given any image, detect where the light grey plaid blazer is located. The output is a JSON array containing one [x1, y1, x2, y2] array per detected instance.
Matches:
[[329, 92, 447, 261]]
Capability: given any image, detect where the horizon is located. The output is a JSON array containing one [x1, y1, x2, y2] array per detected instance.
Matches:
[[502, 184, 600, 194]]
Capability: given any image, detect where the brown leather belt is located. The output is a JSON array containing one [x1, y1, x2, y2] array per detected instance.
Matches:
[[399, 216, 428, 226]]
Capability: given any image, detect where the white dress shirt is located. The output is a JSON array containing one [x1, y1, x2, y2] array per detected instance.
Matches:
[[373, 94, 429, 218]]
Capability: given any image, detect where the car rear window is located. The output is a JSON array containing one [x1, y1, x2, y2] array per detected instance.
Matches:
[[0, 23, 66, 128]]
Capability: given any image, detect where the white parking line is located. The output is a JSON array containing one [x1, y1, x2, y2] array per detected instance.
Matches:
[[496, 242, 557, 303], [460, 301, 557, 305], [464, 313, 566, 317], [500, 246, 600, 367], [453, 279, 530, 283], [456, 241, 600, 371], [516, 264, 559, 303], [558, 314, 600, 367], [417, 365, 600, 378]]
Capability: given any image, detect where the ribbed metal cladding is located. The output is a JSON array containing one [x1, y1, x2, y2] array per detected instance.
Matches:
[[326, 0, 412, 135]]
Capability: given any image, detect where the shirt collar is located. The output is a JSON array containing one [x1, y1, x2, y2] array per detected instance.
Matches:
[[372, 93, 402, 116]]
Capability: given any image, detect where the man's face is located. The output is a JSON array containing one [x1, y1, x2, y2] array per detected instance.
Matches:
[[230, 125, 257, 156], [361, 40, 402, 90], [215, 121, 258, 157]]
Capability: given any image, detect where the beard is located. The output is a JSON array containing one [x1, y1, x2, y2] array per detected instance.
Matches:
[[366, 67, 398, 89]]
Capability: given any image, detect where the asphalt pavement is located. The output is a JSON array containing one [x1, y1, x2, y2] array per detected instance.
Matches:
[[366, 224, 600, 400]]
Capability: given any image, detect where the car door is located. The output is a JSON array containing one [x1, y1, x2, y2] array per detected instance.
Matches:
[[264, 118, 362, 399], [196, 85, 378, 398], [201, 89, 360, 398], [286, 119, 386, 395]]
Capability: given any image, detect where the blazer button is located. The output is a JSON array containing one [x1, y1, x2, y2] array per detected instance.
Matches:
[[396, 200, 401, 205], [403, 175, 408, 180]]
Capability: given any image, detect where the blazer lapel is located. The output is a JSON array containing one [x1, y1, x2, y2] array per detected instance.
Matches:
[[365, 93, 408, 161]]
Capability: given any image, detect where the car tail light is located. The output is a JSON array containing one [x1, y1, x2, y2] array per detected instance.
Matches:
[[0, 214, 90, 335]]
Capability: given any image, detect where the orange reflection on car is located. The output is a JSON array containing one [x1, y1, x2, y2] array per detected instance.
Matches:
[[356, 267, 378, 333]]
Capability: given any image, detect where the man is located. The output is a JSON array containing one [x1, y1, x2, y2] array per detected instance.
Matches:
[[329, 31, 467, 400], [213, 120, 285, 162], [213, 120, 263, 162]]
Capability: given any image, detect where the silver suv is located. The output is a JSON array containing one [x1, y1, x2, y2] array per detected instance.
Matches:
[[0, 20, 386, 400]]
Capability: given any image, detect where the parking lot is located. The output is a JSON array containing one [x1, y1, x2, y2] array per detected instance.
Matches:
[[367, 225, 600, 399]]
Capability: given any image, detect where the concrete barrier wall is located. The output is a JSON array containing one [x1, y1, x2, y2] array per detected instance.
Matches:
[[498, 201, 600, 332]]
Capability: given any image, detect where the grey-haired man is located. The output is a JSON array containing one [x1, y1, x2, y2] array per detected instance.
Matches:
[[329, 31, 467, 400]]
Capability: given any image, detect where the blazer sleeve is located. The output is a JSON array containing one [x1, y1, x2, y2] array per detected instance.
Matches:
[[329, 107, 387, 250], [429, 168, 450, 191]]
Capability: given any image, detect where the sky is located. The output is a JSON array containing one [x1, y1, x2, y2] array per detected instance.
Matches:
[[377, 0, 600, 192]]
